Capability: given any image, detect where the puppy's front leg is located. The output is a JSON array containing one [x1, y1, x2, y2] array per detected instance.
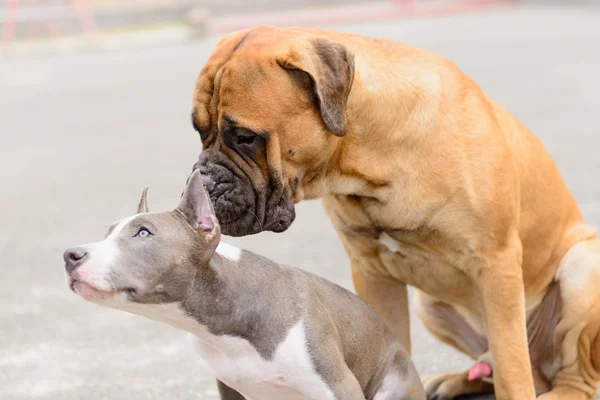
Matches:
[[478, 238, 536, 400], [217, 380, 245, 400], [329, 370, 367, 400]]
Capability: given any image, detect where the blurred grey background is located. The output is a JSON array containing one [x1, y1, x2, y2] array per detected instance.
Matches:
[[1, 0, 599, 399]]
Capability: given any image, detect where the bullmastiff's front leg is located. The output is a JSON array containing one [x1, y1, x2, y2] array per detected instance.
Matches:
[[352, 263, 412, 354], [477, 237, 536, 400], [322, 196, 412, 354]]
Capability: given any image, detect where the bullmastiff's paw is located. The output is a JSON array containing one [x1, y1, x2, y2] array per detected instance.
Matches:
[[423, 371, 493, 400], [536, 386, 590, 400]]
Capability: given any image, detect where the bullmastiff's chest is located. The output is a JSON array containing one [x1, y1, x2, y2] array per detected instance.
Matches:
[[324, 196, 479, 302], [377, 228, 476, 299]]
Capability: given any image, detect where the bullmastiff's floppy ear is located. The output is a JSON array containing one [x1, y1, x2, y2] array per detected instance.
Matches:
[[178, 170, 219, 240], [277, 37, 355, 137]]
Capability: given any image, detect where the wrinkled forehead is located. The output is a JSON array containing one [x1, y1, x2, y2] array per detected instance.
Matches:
[[191, 42, 301, 139], [218, 61, 284, 124]]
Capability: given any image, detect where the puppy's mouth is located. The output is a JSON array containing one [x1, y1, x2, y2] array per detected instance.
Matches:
[[68, 276, 136, 300]]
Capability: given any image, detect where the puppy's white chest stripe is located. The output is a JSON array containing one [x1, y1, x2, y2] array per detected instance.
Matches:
[[194, 319, 336, 400], [216, 242, 243, 263], [116, 303, 335, 399]]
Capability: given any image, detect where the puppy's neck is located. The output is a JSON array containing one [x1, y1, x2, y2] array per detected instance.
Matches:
[[111, 242, 246, 337], [180, 242, 259, 333]]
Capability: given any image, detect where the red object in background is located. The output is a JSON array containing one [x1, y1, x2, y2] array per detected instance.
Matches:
[[396, 0, 415, 11], [47, 0, 62, 37], [70, 0, 98, 35], [1, 0, 98, 44], [210, 0, 512, 35], [2, 0, 18, 43]]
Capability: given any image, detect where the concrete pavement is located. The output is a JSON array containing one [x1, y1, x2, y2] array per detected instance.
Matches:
[[1, 4, 599, 399]]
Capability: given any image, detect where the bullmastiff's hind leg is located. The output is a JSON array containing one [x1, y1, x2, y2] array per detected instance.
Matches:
[[545, 239, 600, 400], [536, 386, 591, 400], [415, 291, 493, 399]]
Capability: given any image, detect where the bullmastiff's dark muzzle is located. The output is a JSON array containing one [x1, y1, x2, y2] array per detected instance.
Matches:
[[193, 150, 295, 237]]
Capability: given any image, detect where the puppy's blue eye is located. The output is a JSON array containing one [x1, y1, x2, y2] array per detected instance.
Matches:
[[136, 228, 152, 238]]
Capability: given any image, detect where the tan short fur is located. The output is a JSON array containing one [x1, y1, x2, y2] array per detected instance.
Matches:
[[191, 26, 600, 399]]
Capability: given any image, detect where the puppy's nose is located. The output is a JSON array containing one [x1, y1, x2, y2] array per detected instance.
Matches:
[[63, 247, 88, 273]]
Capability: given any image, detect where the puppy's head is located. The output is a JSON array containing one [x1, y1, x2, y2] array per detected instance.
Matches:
[[63, 170, 219, 309], [191, 26, 355, 236]]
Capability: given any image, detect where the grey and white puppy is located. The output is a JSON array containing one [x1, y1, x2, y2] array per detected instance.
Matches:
[[63, 170, 425, 400]]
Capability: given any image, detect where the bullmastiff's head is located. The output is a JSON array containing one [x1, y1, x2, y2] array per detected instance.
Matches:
[[191, 26, 355, 236]]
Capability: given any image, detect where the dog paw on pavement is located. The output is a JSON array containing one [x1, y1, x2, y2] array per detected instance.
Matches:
[[423, 371, 494, 400]]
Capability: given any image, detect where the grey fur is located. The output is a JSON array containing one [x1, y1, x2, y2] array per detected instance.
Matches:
[[217, 381, 245, 400], [64, 171, 424, 400], [137, 186, 150, 214]]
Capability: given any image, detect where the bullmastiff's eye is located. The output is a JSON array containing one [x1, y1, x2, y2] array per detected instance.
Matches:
[[135, 227, 152, 238], [235, 129, 257, 146]]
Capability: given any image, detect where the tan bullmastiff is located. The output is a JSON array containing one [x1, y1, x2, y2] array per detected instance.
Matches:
[[190, 26, 600, 400]]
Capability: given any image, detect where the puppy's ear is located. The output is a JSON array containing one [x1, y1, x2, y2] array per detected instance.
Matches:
[[277, 37, 355, 137], [137, 186, 150, 214], [178, 170, 219, 240]]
